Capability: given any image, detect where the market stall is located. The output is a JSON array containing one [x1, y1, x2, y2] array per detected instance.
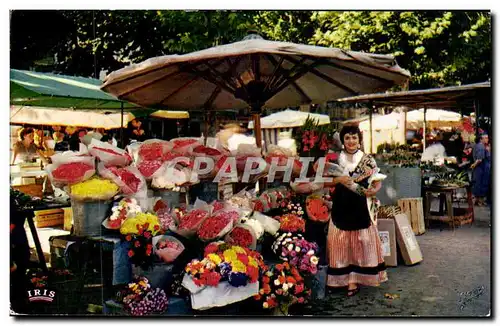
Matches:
[[12, 33, 413, 315]]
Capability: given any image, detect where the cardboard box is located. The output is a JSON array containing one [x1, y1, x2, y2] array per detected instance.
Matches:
[[394, 213, 424, 265], [377, 218, 398, 267]]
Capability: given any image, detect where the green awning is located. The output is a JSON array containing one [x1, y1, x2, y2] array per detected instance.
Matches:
[[10, 69, 138, 110]]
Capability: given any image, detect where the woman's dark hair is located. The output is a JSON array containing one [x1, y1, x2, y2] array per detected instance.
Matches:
[[339, 125, 363, 145], [19, 127, 34, 140]]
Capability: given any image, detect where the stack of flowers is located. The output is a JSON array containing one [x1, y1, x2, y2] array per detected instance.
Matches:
[[278, 214, 306, 233], [272, 233, 319, 275], [185, 242, 266, 289], [252, 187, 292, 213], [254, 262, 311, 312], [88, 140, 132, 167], [104, 198, 142, 229], [293, 116, 335, 159], [118, 276, 168, 316], [239, 217, 264, 240]]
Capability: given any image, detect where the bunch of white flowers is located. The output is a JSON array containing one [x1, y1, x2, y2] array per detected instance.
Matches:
[[110, 198, 142, 221]]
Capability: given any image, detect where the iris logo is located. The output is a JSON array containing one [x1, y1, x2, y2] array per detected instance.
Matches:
[[27, 289, 56, 303]]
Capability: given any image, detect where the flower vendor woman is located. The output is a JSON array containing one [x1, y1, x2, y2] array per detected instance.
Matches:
[[322, 125, 387, 296]]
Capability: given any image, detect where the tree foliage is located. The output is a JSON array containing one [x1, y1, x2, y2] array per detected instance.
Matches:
[[10, 10, 491, 89]]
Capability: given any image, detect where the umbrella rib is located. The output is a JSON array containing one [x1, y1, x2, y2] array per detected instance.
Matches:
[[252, 54, 260, 82], [263, 55, 285, 93], [189, 66, 236, 95], [114, 59, 225, 99], [204, 61, 240, 92], [270, 57, 308, 91], [265, 55, 311, 102], [224, 57, 245, 89], [203, 86, 222, 109], [159, 76, 200, 106], [266, 59, 325, 100]]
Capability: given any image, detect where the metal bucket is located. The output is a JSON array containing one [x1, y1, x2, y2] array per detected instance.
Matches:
[[71, 199, 111, 236]]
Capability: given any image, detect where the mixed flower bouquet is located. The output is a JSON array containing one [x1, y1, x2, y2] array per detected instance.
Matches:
[[272, 232, 319, 275], [120, 213, 161, 269], [118, 276, 168, 316], [254, 262, 311, 312], [103, 197, 143, 229], [185, 242, 265, 288], [278, 214, 306, 233]]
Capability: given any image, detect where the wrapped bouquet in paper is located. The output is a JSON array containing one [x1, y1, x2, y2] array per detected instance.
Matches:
[[265, 145, 302, 178], [46, 155, 95, 188], [152, 235, 185, 263], [170, 205, 211, 239], [171, 138, 202, 155], [137, 159, 166, 180], [98, 163, 146, 196], [138, 139, 172, 161], [88, 138, 132, 167], [68, 177, 119, 201], [305, 193, 332, 223], [252, 212, 281, 236], [153, 199, 176, 232], [224, 223, 257, 250], [239, 217, 264, 240], [103, 197, 143, 229], [197, 215, 234, 242], [152, 165, 199, 190]]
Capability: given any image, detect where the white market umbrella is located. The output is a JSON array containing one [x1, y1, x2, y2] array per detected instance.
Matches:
[[10, 105, 133, 129], [101, 33, 410, 147], [247, 109, 330, 129], [407, 108, 462, 123]]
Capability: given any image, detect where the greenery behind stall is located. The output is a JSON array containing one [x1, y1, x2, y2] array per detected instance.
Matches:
[[11, 10, 490, 90]]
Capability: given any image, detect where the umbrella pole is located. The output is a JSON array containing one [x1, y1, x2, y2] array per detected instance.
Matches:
[[369, 102, 374, 154], [253, 113, 262, 149], [120, 102, 124, 148], [423, 106, 427, 149], [474, 99, 479, 137]]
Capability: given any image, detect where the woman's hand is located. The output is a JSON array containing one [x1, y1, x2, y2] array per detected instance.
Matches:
[[364, 180, 382, 197], [335, 176, 353, 187]]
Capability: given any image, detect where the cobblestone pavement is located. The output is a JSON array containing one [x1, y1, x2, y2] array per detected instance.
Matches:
[[293, 206, 491, 317]]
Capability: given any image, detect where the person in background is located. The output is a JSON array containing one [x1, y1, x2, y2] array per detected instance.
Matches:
[[420, 132, 447, 164], [69, 128, 87, 151], [11, 127, 48, 165], [52, 125, 65, 143], [471, 133, 491, 206], [127, 119, 147, 144]]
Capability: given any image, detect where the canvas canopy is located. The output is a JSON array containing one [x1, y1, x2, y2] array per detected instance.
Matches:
[[10, 69, 137, 110], [247, 109, 330, 129]]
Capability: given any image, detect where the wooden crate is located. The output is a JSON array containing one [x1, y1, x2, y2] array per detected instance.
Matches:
[[34, 209, 64, 228], [398, 198, 425, 235]]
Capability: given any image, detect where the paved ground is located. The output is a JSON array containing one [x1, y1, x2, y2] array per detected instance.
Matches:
[[293, 205, 491, 317]]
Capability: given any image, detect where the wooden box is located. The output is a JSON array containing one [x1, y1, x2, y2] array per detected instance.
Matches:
[[34, 208, 64, 228], [398, 197, 426, 235]]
